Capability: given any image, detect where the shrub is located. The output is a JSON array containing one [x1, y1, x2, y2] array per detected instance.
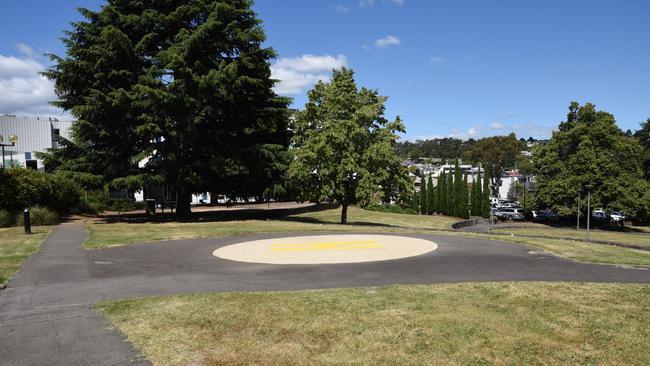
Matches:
[[0, 209, 16, 227], [17, 207, 60, 226], [0, 169, 82, 214]]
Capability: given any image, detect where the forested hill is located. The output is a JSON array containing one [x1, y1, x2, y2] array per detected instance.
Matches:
[[395, 138, 477, 160]]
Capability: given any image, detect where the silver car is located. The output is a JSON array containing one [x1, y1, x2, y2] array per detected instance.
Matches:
[[496, 208, 525, 221]]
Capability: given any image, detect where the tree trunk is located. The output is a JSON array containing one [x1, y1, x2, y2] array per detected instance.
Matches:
[[340, 203, 348, 224], [175, 183, 192, 217]]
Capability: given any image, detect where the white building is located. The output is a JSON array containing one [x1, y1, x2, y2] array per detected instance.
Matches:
[[0, 114, 73, 170]]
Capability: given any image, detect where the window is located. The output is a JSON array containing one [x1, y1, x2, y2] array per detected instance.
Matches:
[[51, 128, 60, 148]]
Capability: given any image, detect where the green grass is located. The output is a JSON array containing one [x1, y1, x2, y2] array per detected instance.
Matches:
[[98, 282, 650, 366], [84, 207, 458, 249], [492, 227, 650, 248], [0, 226, 51, 285], [85, 207, 650, 267], [479, 235, 650, 267]]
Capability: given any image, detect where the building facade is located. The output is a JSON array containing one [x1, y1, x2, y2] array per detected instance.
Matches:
[[0, 114, 73, 170]]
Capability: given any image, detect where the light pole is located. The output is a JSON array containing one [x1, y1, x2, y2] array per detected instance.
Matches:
[[0, 134, 18, 170], [577, 192, 580, 230], [586, 188, 592, 242]]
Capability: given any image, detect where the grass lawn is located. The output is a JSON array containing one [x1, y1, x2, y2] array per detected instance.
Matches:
[[491, 227, 650, 248], [478, 235, 650, 267], [85, 207, 650, 267], [98, 282, 650, 366], [0, 226, 51, 285], [84, 207, 459, 249]]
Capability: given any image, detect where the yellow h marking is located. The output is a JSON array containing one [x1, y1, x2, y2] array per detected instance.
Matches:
[[269, 240, 383, 252]]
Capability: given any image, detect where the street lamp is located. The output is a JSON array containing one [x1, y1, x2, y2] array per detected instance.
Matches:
[[585, 184, 593, 242], [0, 134, 18, 170]]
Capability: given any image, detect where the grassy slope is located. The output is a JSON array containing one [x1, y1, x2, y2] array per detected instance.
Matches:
[[85, 207, 650, 267], [84, 207, 458, 249], [478, 235, 650, 267], [98, 282, 650, 366], [492, 227, 650, 248], [0, 226, 51, 285]]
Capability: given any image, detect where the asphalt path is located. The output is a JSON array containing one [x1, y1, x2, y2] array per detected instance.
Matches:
[[1, 223, 649, 365]]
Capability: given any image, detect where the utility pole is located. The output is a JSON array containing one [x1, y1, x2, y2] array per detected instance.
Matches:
[[586, 190, 591, 241], [577, 192, 580, 230]]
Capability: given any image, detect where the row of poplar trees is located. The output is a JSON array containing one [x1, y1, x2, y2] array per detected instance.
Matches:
[[413, 161, 491, 219]]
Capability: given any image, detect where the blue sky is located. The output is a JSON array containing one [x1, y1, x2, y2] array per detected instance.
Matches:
[[1, 0, 649, 140]]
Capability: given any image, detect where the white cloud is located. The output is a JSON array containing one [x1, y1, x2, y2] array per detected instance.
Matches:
[[430, 56, 445, 64], [0, 54, 43, 79], [361, 0, 404, 7], [0, 50, 68, 118], [332, 5, 350, 13], [490, 122, 505, 129], [15, 43, 36, 58], [374, 35, 401, 48], [271, 54, 348, 95]]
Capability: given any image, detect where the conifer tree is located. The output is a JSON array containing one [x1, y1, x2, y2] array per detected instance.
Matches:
[[420, 176, 427, 214], [438, 171, 446, 215], [469, 172, 477, 216], [482, 169, 491, 217], [460, 173, 469, 218], [474, 167, 483, 217], [453, 160, 462, 217], [411, 189, 419, 212], [46, 0, 291, 216], [427, 174, 435, 215], [446, 168, 454, 216]]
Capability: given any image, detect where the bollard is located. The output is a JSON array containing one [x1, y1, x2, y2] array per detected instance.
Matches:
[[24, 208, 31, 234]]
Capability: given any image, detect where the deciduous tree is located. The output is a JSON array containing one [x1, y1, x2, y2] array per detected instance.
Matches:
[[535, 102, 650, 218], [288, 68, 409, 224], [466, 134, 521, 196]]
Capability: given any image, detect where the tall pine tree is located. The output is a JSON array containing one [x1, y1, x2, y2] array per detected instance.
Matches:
[[427, 174, 435, 215], [460, 173, 469, 218], [482, 169, 491, 217], [453, 160, 462, 217], [446, 168, 454, 216], [473, 167, 483, 217], [420, 176, 427, 214], [46, 0, 290, 216], [438, 171, 446, 215]]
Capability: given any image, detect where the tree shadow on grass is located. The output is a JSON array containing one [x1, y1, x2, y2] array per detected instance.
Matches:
[[92, 203, 340, 225], [276, 215, 402, 229]]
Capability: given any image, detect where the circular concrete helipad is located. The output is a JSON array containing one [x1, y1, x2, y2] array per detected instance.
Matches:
[[212, 234, 438, 264]]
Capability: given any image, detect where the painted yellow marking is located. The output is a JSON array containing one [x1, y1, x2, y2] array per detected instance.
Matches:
[[269, 240, 384, 252]]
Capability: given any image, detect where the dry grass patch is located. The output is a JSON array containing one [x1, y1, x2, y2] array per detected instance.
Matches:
[[0, 226, 51, 285], [98, 282, 650, 366]]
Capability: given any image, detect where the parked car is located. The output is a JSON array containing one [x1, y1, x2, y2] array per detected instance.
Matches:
[[495, 207, 525, 221], [591, 209, 608, 223], [608, 211, 627, 222], [531, 209, 559, 222]]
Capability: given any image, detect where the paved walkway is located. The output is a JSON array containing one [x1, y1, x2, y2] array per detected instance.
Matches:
[[1, 223, 649, 365]]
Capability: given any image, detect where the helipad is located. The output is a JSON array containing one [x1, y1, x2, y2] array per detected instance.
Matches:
[[212, 234, 438, 264]]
